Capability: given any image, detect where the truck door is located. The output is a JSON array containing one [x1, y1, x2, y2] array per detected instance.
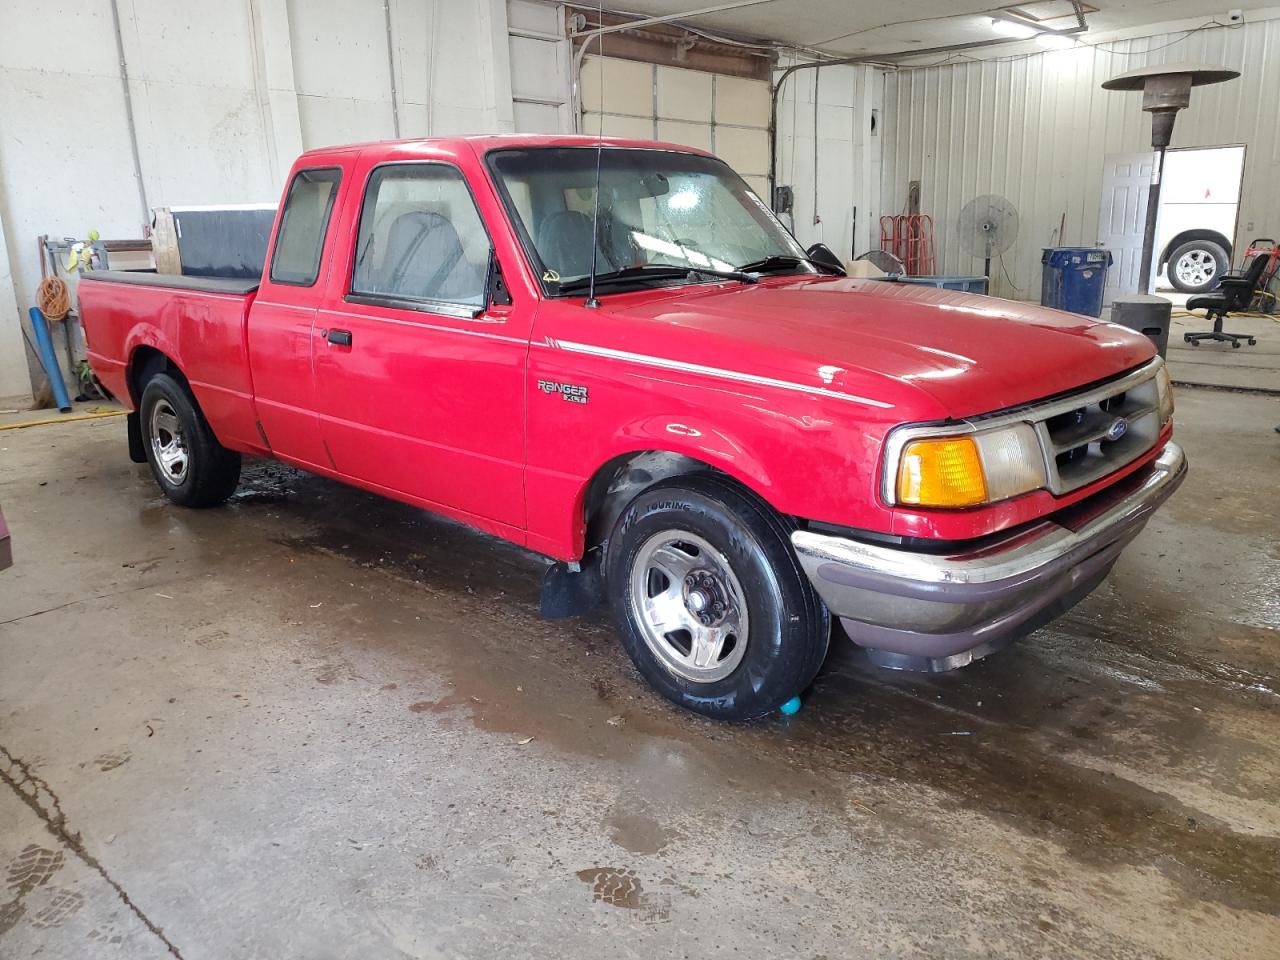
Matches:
[[313, 156, 529, 531], [248, 166, 344, 468]]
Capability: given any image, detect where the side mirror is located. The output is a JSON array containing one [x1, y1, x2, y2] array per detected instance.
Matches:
[[487, 250, 512, 307], [806, 243, 846, 275]]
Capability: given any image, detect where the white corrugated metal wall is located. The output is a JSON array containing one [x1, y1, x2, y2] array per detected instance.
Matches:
[[881, 14, 1280, 300]]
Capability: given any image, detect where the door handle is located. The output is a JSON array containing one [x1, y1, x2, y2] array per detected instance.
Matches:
[[327, 328, 353, 347]]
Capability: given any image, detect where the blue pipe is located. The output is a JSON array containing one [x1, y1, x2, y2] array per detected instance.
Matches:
[[28, 307, 72, 413]]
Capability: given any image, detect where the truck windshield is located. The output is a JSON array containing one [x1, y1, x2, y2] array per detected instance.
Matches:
[[487, 147, 812, 294]]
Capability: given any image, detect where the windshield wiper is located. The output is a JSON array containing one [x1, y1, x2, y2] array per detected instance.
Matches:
[[737, 254, 841, 276], [557, 263, 756, 295]]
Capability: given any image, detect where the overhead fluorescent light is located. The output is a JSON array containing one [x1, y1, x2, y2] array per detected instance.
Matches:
[[1035, 31, 1079, 49], [991, 16, 1037, 38]]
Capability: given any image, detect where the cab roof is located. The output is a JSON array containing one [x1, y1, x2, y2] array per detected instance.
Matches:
[[296, 134, 716, 165]]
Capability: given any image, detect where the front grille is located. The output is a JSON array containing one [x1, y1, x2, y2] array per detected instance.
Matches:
[[1033, 368, 1160, 494], [881, 358, 1166, 507]]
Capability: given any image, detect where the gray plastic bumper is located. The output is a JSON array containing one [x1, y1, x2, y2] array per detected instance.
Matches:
[[791, 442, 1187, 672]]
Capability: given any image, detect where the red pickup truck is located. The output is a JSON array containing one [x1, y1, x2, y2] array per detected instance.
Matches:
[[80, 135, 1185, 720], [0, 504, 10, 571]]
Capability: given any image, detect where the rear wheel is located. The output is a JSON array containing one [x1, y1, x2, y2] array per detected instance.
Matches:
[[605, 473, 830, 721], [1168, 240, 1228, 293], [140, 373, 240, 507]]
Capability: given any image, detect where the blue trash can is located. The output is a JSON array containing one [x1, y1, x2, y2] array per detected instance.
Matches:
[[1040, 247, 1113, 317]]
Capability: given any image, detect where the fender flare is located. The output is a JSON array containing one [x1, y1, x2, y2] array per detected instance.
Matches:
[[606, 413, 776, 498], [1160, 229, 1232, 267], [124, 328, 184, 397], [572, 413, 780, 556]]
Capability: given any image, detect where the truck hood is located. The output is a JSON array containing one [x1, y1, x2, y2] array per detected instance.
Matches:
[[603, 277, 1156, 419]]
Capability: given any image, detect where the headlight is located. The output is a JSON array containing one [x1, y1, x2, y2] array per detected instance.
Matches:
[[1155, 365, 1174, 424], [889, 422, 1047, 508]]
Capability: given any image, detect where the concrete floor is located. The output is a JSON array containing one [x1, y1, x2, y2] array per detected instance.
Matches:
[[1100, 291, 1280, 394], [1, 388, 1278, 960]]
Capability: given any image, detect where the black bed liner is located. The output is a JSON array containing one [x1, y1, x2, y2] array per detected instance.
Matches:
[[80, 270, 260, 296]]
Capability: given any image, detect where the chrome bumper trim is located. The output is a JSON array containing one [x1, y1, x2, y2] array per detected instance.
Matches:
[[791, 442, 1187, 668]]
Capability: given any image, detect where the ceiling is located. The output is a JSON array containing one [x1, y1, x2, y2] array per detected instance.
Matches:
[[600, 1, 1261, 58]]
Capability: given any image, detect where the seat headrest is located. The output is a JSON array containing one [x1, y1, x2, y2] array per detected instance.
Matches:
[[378, 210, 470, 300], [536, 210, 609, 279]]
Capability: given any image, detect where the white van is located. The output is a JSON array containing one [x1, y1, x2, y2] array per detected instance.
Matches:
[[1157, 146, 1244, 294]]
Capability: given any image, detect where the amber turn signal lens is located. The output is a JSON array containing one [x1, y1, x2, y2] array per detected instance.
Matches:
[[896, 437, 988, 507]]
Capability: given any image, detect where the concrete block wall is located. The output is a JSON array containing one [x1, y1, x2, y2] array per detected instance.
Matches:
[[0, 2, 885, 403], [0, 0, 525, 402]]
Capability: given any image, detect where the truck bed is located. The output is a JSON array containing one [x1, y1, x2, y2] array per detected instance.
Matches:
[[79, 270, 264, 453], [80, 270, 260, 295]]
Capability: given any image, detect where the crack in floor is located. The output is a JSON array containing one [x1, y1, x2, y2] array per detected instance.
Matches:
[[0, 745, 185, 958], [0, 579, 192, 628]]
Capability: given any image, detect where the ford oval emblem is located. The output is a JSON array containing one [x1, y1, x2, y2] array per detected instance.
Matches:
[[1106, 418, 1128, 441]]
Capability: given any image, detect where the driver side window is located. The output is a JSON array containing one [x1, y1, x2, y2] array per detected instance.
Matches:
[[351, 163, 490, 307]]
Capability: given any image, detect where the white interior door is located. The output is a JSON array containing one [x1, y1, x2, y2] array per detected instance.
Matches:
[[1097, 152, 1153, 298]]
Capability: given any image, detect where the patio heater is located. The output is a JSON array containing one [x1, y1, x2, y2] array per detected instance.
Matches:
[[1100, 63, 1239, 355]]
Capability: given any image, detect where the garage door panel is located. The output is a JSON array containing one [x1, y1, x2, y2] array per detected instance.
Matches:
[[583, 112, 654, 139], [744, 175, 770, 200], [656, 65, 712, 122], [715, 126, 769, 178], [715, 76, 770, 127], [656, 120, 712, 152], [582, 55, 653, 117], [587, 57, 770, 180]]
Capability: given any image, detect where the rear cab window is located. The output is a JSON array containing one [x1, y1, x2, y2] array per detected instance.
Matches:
[[270, 167, 342, 286], [349, 163, 492, 313]]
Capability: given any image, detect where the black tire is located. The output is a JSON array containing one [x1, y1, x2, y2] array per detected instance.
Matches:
[[1167, 239, 1228, 294], [139, 373, 241, 507], [605, 473, 830, 721]]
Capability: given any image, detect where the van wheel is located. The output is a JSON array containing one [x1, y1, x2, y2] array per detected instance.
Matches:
[[605, 473, 830, 721], [1168, 240, 1228, 293], [139, 373, 240, 507]]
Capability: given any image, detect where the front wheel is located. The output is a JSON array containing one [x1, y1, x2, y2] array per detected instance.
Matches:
[[140, 373, 241, 507], [605, 474, 830, 721], [1168, 240, 1228, 293]]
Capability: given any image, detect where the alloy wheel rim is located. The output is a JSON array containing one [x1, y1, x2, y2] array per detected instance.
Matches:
[[1175, 250, 1216, 288], [149, 399, 189, 485], [629, 530, 749, 683]]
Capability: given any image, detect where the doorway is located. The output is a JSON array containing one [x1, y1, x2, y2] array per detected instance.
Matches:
[[1155, 145, 1245, 295], [1096, 144, 1246, 299]]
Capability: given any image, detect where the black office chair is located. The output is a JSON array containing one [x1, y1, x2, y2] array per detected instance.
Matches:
[[1183, 253, 1267, 348]]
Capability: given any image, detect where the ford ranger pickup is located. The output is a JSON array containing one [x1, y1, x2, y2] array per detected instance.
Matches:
[[0, 504, 10, 571], [79, 135, 1186, 720]]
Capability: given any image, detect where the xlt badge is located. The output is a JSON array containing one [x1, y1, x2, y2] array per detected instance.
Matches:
[[538, 380, 589, 404]]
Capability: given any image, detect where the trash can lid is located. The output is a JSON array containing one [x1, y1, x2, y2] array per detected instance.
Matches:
[[1042, 247, 1113, 266]]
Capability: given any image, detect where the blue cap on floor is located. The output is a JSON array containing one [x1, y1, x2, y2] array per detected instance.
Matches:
[[779, 695, 802, 716]]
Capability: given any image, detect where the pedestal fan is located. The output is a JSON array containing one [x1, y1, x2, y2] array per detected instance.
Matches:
[[957, 195, 1020, 281]]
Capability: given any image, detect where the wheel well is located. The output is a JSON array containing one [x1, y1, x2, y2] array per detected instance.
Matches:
[[1160, 229, 1232, 267], [127, 347, 185, 405], [582, 450, 747, 554]]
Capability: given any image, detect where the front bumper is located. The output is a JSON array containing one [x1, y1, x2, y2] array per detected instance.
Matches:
[[791, 442, 1187, 672]]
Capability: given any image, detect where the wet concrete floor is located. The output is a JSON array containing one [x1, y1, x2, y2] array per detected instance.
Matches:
[[1, 388, 1277, 958]]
